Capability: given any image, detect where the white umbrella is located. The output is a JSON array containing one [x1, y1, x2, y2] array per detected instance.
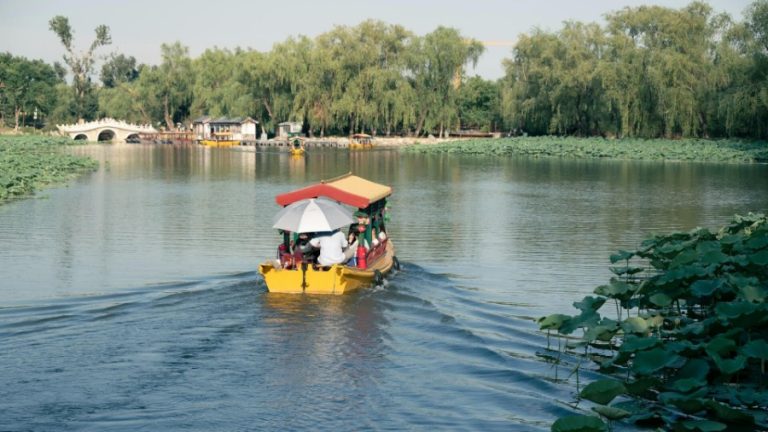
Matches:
[[272, 198, 354, 233]]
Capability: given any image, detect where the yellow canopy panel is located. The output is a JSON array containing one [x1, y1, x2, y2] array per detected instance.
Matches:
[[324, 175, 392, 205]]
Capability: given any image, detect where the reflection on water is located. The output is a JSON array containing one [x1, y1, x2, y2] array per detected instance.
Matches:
[[0, 144, 767, 430]]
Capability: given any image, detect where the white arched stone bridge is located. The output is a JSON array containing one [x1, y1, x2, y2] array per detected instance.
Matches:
[[57, 118, 157, 143]]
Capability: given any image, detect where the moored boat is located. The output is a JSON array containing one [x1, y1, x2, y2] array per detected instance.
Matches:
[[259, 173, 398, 294], [349, 133, 374, 150], [289, 136, 306, 156], [200, 132, 239, 147]]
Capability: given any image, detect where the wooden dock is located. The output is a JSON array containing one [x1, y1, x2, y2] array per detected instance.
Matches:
[[241, 139, 347, 149]]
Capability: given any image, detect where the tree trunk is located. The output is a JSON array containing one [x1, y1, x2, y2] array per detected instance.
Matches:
[[414, 110, 427, 137], [14, 106, 21, 131], [163, 94, 173, 130]]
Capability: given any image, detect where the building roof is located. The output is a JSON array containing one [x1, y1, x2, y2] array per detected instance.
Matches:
[[192, 116, 259, 125]]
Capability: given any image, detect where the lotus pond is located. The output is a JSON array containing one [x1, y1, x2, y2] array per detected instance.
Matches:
[[404, 137, 768, 163], [0, 135, 98, 204]]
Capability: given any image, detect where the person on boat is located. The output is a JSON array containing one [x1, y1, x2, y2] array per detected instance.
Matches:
[[348, 210, 374, 252], [309, 229, 349, 267], [292, 232, 316, 263]]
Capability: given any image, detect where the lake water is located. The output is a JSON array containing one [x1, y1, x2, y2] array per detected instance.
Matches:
[[1, 144, 766, 430]]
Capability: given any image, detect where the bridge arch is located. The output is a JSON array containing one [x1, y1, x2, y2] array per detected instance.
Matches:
[[74, 134, 88, 141], [97, 129, 116, 142]]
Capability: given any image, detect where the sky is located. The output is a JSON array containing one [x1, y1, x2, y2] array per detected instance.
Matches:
[[0, 0, 755, 80]]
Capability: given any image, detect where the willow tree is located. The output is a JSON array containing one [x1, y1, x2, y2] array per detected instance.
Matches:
[[152, 42, 193, 130], [241, 37, 312, 134], [407, 27, 483, 137], [500, 30, 562, 135], [48, 15, 111, 121], [190, 48, 250, 118], [603, 2, 720, 137]]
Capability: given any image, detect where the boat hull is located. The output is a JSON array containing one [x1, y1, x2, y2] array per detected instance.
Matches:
[[259, 241, 395, 294], [200, 139, 239, 147]]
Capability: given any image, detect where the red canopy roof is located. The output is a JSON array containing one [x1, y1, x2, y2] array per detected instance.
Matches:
[[275, 174, 392, 208]]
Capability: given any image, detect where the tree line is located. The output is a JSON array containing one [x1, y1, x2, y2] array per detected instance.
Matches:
[[0, 1, 766, 139]]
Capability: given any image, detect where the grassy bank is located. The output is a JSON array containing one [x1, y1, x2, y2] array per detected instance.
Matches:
[[0, 135, 98, 204], [403, 137, 768, 163]]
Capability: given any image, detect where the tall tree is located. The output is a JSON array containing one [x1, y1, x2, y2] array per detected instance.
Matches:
[[0, 53, 61, 130], [48, 15, 111, 121], [100, 53, 138, 88], [156, 42, 193, 130], [407, 27, 483, 137]]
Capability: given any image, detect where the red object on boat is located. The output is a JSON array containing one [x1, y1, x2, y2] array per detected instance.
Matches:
[[356, 245, 367, 269]]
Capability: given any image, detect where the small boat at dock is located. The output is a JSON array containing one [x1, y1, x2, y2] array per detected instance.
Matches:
[[349, 133, 374, 150]]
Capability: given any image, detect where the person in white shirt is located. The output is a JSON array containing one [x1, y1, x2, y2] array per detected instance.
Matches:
[[309, 229, 349, 266]]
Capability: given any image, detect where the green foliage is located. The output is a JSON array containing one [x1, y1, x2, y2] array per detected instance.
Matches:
[[539, 213, 768, 430], [500, 1, 768, 139], [403, 136, 768, 163], [0, 53, 62, 130], [0, 135, 98, 203]]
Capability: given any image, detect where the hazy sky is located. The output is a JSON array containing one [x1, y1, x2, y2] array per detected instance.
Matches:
[[0, 0, 755, 80]]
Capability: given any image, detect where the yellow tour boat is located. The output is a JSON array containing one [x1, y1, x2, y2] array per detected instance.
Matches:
[[349, 133, 374, 150], [200, 132, 239, 147], [259, 174, 398, 294], [289, 136, 306, 156]]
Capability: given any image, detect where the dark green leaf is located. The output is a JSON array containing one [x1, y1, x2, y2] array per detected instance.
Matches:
[[741, 339, 768, 360], [680, 419, 727, 431], [551, 415, 607, 432], [705, 400, 755, 424], [610, 250, 634, 263], [632, 348, 681, 376], [580, 379, 626, 405], [539, 314, 571, 330]]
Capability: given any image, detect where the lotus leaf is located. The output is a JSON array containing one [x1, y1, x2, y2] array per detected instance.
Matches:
[[738, 284, 767, 302], [539, 314, 571, 330], [658, 390, 707, 413], [705, 400, 755, 424], [691, 279, 725, 297], [706, 337, 736, 357], [621, 317, 648, 334], [624, 377, 661, 396], [718, 234, 743, 245], [745, 234, 768, 250], [715, 302, 760, 321], [712, 355, 747, 375], [559, 311, 601, 335], [649, 293, 672, 307], [551, 415, 607, 432], [671, 249, 699, 268], [741, 339, 768, 360], [609, 250, 634, 263], [583, 324, 618, 342], [680, 420, 727, 431], [678, 358, 710, 379], [580, 379, 627, 405], [573, 296, 606, 313], [632, 348, 681, 375], [748, 250, 768, 266], [591, 405, 630, 420], [668, 377, 707, 393], [620, 336, 661, 353], [608, 266, 644, 276]]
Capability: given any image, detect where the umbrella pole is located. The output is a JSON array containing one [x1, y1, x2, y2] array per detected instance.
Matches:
[[301, 262, 308, 291]]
